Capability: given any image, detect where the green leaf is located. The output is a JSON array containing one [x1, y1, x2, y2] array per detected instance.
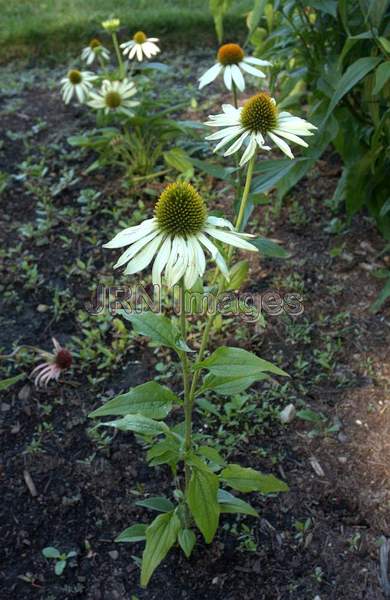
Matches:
[[141, 512, 180, 587], [195, 397, 221, 416], [0, 373, 24, 390], [99, 414, 169, 437], [136, 497, 175, 513], [42, 547, 60, 559], [296, 408, 326, 423], [118, 311, 189, 353], [226, 260, 249, 290], [370, 277, 390, 313], [198, 372, 266, 396], [55, 560, 66, 576], [188, 465, 220, 543], [246, 0, 267, 39], [198, 446, 226, 466], [217, 489, 259, 517], [306, 0, 337, 17], [191, 157, 236, 181], [178, 528, 196, 558], [325, 57, 382, 120], [164, 147, 194, 177], [373, 62, 390, 95], [220, 464, 289, 494], [252, 159, 301, 193], [115, 523, 147, 543], [250, 237, 289, 258], [89, 382, 176, 420], [197, 347, 288, 378]]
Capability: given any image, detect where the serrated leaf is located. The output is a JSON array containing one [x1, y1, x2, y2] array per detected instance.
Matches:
[[141, 512, 180, 587], [217, 489, 259, 517], [178, 528, 196, 558], [0, 373, 24, 390], [136, 497, 175, 513], [220, 464, 289, 494], [89, 381, 176, 420], [99, 414, 169, 437], [197, 347, 288, 378], [188, 465, 220, 543], [198, 372, 265, 396], [198, 446, 226, 466], [118, 311, 189, 353], [115, 523, 147, 543]]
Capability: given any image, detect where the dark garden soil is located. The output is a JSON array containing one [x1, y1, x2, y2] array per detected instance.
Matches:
[[1, 52, 390, 600]]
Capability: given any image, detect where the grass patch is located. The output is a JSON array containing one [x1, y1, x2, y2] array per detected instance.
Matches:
[[0, 0, 251, 62]]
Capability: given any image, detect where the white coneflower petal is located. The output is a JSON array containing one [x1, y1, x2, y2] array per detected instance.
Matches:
[[205, 92, 317, 164], [121, 31, 160, 62], [124, 233, 164, 275], [198, 43, 271, 91], [88, 78, 139, 116], [104, 182, 258, 287], [231, 64, 245, 91], [60, 70, 97, 104]]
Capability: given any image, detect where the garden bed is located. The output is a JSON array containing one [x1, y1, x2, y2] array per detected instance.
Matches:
[[1, 51, 390, 599]]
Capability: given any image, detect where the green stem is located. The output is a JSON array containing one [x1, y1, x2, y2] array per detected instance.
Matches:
[[189, 151, 257, 394], [112, 33, 124, 79], [179, 280, 192, 496], [235, 154, 256, 233]]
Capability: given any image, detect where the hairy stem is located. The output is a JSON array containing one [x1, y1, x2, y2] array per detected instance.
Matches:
[[234, 153, 256, 233]]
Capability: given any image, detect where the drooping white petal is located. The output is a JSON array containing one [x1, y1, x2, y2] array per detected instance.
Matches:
[[239, 61, 266, 78], [239, 134, 257, 166], [272, 128, 309, 147], [206, 216, 234, 230], [104, 219, 157, 249], [166, 237, 189, 287], [205, 125, 243, 141], [197, 232, 229, 279], [230, 64, 245, 91], [124, 233, 164, 275], [198, 63, 222, 89], [152, 236, 171, 286], [223, 65, 232, 90], [244, 56, 272, 67], [114, 230, 160, 269], [184, 240, 198, 289], [205, 227, 257, 251], [268, 132, 294, 159], [223, 130, 250, 156]]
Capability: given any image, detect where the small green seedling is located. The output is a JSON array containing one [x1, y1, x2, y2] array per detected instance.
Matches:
[[42, 546, 77, 575]]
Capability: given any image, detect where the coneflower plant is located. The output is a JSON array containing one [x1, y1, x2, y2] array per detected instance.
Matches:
[[89, 181, 289, 586]]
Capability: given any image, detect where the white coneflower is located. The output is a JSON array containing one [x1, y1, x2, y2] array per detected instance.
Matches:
[[120, 31, 160, 61], [104, 182, 258, 288], [60, 69, 97, 104], [31, 338, 72, 388], [205, 93, 317, 165], [81, 38, 110, 65], [101, 18, 121, 33], [199, 43, 271, 92], [87, 79, 139, 116]]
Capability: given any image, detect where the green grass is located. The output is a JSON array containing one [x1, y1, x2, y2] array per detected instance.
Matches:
[[0, 0, 251, 62]]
